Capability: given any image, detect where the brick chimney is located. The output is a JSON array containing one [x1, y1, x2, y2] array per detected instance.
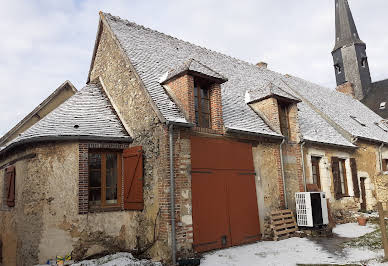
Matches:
[[336, 82, 355, 98], [256, 62, 268, 69]]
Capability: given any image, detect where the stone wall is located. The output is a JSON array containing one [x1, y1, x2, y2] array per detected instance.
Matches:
[[89, 21, 171, 262], [303, 141, 382, 213]]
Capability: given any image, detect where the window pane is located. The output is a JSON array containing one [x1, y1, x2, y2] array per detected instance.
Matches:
[[194, 96, 198, 110], [194, 87, 198, 97], [201, 114, 210, 128], [201, 99, 210, 113], [200, 88, 209, 98], [89, 188, 101, 206], [89, 153, 101, 188], [106, 153, 118, 204], [195, 111, 199, 126]]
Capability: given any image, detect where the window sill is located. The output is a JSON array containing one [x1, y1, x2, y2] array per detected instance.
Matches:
[[193, 126, 223, 135], [88, 206, 122, 213]]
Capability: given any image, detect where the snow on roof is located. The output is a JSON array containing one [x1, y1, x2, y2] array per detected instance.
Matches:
[[283, 75, 388, 144], [246, 81, 300, 104], [101, 12, 388, 146], [1, 82, 131, 154], [159, 58, 227, 84]]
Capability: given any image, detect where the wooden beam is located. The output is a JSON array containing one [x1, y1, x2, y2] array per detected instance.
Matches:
[[377, 202, 388, 261]]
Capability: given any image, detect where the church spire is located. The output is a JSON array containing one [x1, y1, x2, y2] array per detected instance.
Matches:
[[333, 0, 365, 52]]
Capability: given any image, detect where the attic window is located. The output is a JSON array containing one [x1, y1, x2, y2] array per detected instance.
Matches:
[[350, 115, 366, 126], [375, 122, 388, 132], [194, 79, 211, 128], [380, 102, 386, 110]]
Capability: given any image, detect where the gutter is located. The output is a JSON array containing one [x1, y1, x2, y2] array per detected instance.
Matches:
[[225, 127, 283, 140], [379, 143, 384, 172], [300, 141, 307, 192], [168, 122, 177, 265], [279, 139, 288, 209], [0, 135, 133, 157]]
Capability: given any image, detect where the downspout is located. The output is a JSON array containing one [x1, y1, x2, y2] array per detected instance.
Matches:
[[169, 123, 176, 265], [379, 142, 384, 172], [300, 141, 307, 192], [279, 139, 288, 209]]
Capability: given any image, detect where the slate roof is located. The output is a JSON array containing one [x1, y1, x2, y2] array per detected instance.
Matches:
[[0, 80, 77, 146], [298, 102, 355, 147], [102, 13, 281, 137], [246, 81, 300, 104], [98, 13, 387, 147], [1, 83, 131, 154], [159, 58, 227, 84], [283, 75, 388, 144], [333, 0, 365, 51]]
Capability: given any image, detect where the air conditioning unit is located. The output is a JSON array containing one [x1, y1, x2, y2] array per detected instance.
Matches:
[[295, 192, 329, 227]]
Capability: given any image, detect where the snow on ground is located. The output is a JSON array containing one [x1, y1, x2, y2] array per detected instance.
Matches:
[[70, 252, 162, 266], [333, 222, 377, 238], [201, 223, 387, 266]]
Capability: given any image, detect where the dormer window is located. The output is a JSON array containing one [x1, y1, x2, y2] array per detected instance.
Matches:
[[278, 102, 291, 138], [194, 79, 211, 128], [380, 102, 386, 110]]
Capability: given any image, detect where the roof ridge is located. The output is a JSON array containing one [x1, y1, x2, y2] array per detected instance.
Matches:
[[102, 12, 283, 76]]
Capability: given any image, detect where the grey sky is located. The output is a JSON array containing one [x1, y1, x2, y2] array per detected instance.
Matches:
[[1, 0, 387, 137]]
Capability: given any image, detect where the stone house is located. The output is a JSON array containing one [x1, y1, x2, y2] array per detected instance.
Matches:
[[1, 11, 388, 266]]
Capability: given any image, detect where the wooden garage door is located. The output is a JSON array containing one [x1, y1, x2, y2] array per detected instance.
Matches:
[[191, 137, 261, 253]]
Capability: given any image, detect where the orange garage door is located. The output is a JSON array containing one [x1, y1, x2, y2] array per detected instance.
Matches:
[[191, 137, 261, 253]]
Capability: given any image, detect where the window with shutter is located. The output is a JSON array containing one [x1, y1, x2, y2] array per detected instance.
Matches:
[[350, 158, 360, 198], [5, 166, 16, 207], [88, 151, 122, 209], [123, 146, 144, 210]]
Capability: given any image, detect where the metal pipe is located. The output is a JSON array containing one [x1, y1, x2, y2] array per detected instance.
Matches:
[[379, 143, 384, 172], [300, 142, 307, 192], [279, 139, 288, 209], [169, 123, 177, 265]]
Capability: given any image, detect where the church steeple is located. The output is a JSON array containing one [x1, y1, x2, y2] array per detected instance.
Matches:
[[333, 0, 365, 52], [332, 0, 371, 100]]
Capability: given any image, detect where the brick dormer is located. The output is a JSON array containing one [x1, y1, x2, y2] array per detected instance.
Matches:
[[160, 59, 227, 133], [246, 82, 301, 142]]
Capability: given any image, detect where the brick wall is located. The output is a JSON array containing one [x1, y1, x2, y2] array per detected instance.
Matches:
[[165, 74, 224, 134], [336, 82, 355, 98], [250, 98, 281, 133], [165, 75, 195, 123]]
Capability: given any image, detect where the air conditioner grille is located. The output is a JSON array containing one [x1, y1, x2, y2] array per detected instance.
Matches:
[[296, 193, 308, 226]]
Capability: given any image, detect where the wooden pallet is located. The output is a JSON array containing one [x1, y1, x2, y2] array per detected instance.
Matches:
[[270, 209, 298, 241]]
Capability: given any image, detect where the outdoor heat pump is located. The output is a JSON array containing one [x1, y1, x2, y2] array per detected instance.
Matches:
[[295, 192, 329, 227]]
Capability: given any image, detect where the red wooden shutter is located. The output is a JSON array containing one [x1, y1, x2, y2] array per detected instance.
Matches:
[[123, 146, 143, 210], [331, 157, 341, 200], [5, 166, 16, 207], [350, 158, 360, 198]]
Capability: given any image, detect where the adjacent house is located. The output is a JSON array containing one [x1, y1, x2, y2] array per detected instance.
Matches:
[[1, 11, 387, 266]]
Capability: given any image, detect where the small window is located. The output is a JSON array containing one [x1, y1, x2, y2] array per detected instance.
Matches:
[[335, 64, 342, 74], [194, 79, 211, 128], [350, 115, 366, 126], [380, 102, 386, 110], [88, 151, 122, 209], [375, 121, 388, 132], [278, 102, 290, 138], [361, 57, 367, 68]]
